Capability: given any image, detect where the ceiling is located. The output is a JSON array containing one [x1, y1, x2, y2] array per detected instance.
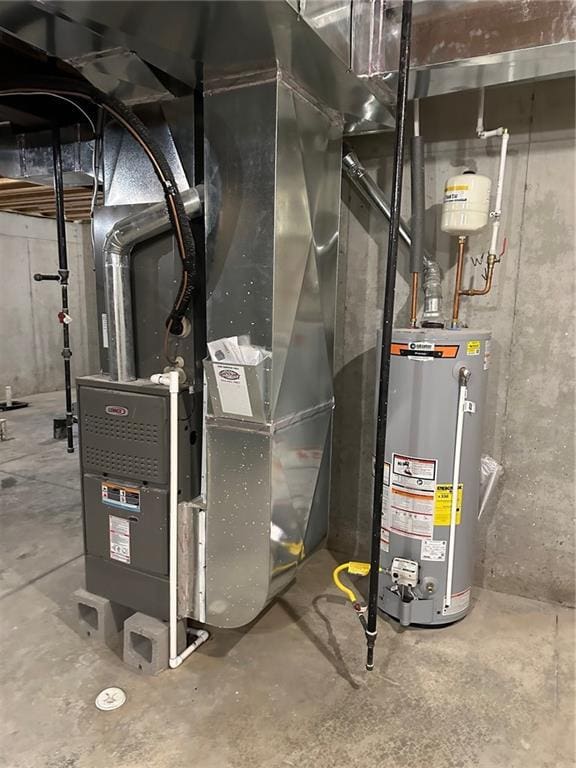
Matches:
[[0, 176, 94, 221]]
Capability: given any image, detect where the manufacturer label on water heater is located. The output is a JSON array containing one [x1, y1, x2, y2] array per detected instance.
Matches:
[[383, 454, 438, 541], [466, 340, 481, 356], [381, 461, 391, 552], [434, 483, 463, 526], [391, 343, 460, 359], [421, 539, 447, 562]]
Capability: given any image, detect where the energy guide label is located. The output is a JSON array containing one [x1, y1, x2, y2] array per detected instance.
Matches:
[[387, 453, 437, 540], [101, 482, 140, 513], [109, 515, 130, 564]]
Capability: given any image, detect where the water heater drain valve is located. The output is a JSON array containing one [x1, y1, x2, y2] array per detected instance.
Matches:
[[389, 558, 419, 588]]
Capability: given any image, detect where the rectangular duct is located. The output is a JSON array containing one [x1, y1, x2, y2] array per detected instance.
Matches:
[[352, 0, 576, 98], [202, 70, 342, 627]]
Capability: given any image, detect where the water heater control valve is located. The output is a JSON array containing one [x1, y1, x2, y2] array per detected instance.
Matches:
[[389, 558, 419, 588]]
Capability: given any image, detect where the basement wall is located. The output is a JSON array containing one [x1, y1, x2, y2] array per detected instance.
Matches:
[[0, 212, 99, 397], [331, 75, 575, 606]]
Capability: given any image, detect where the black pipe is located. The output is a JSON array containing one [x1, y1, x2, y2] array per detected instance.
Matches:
[[51, 126, 74, 454], [365, 0, 413, 672], [410, 134, 425, 275]]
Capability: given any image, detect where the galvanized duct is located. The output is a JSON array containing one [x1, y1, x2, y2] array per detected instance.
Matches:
[[103, 185, 203, 381], [342, 148, 443, 325]]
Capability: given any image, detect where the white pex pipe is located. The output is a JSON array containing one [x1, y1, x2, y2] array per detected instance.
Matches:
[[476, 87, 509, 257], [151, 370, 209, 669], [444, 368, 471, 610], [488, 129, 509, 256]]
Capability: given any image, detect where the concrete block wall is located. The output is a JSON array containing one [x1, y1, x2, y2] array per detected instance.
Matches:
[[0, 212, 99, 397], [330, 76, 575, 606]]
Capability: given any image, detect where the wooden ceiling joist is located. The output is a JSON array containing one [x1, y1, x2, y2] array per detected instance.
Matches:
[[0, 176, 94, 221]]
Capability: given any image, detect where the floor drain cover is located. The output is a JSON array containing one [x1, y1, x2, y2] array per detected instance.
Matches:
[[95, 687, 127, 711]]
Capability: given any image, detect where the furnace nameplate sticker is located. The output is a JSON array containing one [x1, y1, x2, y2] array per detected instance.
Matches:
[[214, 364, 253, 417], [389, 453, 437, 540], [109, 515, 130, 564], [434, 483, 463, 526]]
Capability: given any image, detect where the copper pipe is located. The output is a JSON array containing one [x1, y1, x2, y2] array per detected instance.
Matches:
[[451, 235, 467, 327], [409, 272, 419, 327], [460, 255, 496, 296]]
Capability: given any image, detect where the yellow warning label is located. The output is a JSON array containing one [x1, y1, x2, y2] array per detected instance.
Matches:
[[466, 340, 481, 356], [434, 483, 463, 526], [445, 185, 469, 192]]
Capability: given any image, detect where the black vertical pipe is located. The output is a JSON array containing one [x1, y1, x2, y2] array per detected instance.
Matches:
[[410, 134, 425, 275], [365, 0, 413, 671], [51, 126, 74, 453]]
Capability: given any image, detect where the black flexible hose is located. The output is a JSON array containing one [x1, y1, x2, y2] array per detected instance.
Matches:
[[365, 0, 413, 672]]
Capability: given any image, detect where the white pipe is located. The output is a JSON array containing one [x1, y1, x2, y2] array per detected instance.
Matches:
[[170, 629, 210, 668], [414, 98, 420, 137], [150, 370, 209, 669], [488, 129, 509, 255], [444, 368, 470, 610], [475, 87, 509, 257], [476, 88, 485, 136]]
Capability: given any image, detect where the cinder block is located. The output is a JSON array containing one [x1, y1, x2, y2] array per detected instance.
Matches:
[[74, 588, 132, 646], [123, 613, 186, 675]]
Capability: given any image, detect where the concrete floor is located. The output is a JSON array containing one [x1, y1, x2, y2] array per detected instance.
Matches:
[[0, 391, 574, 768]]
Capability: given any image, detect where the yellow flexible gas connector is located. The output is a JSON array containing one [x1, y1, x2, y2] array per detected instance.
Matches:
[[332, 561, 371, 603]]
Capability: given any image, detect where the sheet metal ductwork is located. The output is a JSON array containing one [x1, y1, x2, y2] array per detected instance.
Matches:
[[103, 185, 203, 382]]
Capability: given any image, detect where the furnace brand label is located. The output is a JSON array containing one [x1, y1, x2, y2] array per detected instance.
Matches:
[[101, 482, 140, 513], [387, 453, 437, 540], [105, 405, 129, 416], [109, 515, 130, 564], [214, 363, 253, 417], [434, 483, 463, 526], [442, 587, 471, 616]]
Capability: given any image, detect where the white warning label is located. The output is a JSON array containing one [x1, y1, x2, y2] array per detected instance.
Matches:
[[442, 587, 471, 616], [109, 515, 130, 564], [387, 453, 437, 541], [214, 363, 253, 417], [381, 461, 391, 552], [392, 453, 437, 491], [101, 313, 109, 349], [421, 539, 447, 562]]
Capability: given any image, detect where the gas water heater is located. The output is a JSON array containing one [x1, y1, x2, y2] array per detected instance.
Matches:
[[378, 158, 500, 626], [378, 328, 490, 625]]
